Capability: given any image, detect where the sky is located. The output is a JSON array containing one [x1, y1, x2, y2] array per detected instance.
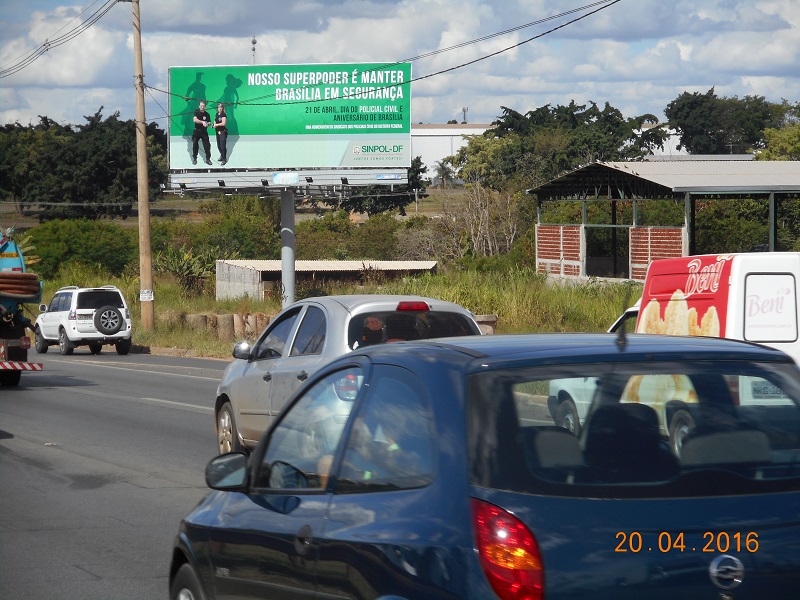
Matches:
[[1, 0, 799, 131]]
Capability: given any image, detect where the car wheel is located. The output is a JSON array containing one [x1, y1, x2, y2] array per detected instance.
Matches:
[[669, 410, 695, 457], [94, 305, 123, 335], [217, 401, 242, 454], [115, 338, 132, 355], [170, 563, 207, 600], [555, 398, 580, 435], [88, 343, 102, 355], [0, 371, 22, 386], [59, 329, 74, 355], [34, 326, 48, 354]]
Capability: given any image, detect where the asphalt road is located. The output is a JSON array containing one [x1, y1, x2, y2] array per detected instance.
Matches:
[[0, 348, 231, 600]]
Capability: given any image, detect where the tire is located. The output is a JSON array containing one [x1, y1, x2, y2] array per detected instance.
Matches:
[[94, 305, 123, 335], [88, 342, 102, 355], [0, 371, 22, 386], [170, 563, 207, 600], [59, 329, 74, 355], [34, 326, 49, 354], [115, 338, 132, 355], [217, 401, 243, 454], [555, 398, 581, 435], [669, 409, 695, 457]]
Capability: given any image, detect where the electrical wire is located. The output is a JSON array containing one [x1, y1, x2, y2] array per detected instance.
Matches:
[[141, 0, 623, 119], [0, 0, 118, 79]]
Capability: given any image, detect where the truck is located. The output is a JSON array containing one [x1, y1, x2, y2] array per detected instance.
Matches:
[[0, 226, 44, 386]]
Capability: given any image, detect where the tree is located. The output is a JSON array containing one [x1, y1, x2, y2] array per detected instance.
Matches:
[[665, 88, 786, 154], [0, 108, 168, 221], [757, 123, 800, 160]]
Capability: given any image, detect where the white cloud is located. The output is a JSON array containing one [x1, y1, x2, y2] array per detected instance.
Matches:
[[1, 0, 799, 128]]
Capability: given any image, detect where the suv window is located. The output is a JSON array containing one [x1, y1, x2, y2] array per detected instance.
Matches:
[[468, 360, 800, 498], [76, 290, 124, 309], [51, 292, 71, 312]]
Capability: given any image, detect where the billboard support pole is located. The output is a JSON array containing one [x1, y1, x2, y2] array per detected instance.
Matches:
[[280, 189, 296, 307]]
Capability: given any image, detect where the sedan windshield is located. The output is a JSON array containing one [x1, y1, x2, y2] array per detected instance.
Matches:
[[468, 360, 800, 498]]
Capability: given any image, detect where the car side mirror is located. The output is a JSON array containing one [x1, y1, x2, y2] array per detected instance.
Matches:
[[232, 341, 251, 360], [38, 303, 47, 312], [205, 452, 248, 490]]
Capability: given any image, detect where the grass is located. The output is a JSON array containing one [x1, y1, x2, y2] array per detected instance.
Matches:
[[28, 263, 642, 359]]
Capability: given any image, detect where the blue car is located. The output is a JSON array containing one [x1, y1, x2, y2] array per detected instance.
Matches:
[[170, 333, 800, 599]]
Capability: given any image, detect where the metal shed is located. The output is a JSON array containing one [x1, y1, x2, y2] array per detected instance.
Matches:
[[216, 259, 438, 300], [529, 159, 800, 261]]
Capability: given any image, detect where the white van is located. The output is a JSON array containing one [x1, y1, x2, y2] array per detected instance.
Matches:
[[548, 253, 800, 454], [636, 252, 800, 364]]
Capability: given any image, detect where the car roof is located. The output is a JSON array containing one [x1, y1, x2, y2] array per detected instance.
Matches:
[[349, 332, 794, 367], [294, 294, 477, 314]]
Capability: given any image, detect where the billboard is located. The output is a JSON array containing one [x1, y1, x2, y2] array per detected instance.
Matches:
[[168, 62, 411, 171]]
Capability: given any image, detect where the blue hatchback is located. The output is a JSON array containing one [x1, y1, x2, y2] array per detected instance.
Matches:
[[170, 333, 800, 599]]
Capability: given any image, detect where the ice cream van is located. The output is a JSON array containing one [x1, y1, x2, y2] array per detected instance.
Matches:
[[637, 252, 800, 364]]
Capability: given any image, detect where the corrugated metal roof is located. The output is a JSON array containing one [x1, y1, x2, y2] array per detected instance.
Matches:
[[528, 160, 800, 200], [602, 160, 800, 193], [219, 260, 437, 272]]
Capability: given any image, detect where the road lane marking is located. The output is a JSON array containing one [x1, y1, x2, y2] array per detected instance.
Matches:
[[43, 359, 222, 381], [75, 387, 213, 413]]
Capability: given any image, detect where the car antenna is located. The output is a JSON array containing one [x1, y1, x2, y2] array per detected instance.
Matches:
[[615, 284, 632, 350]]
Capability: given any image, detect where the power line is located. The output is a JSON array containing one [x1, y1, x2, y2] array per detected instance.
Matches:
[[141, 0, 623, 120], [0, 0, 118, 79]]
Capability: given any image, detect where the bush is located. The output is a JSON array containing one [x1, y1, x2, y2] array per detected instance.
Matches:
[[28, 219, 137, 279]]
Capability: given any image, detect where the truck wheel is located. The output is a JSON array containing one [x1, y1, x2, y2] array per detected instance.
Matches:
[[0, 371, 22, 386], [59, 329, 74, 355], [94, 306, 123, 335], [88, 343, 102, 355], [34, 326, 48, 354], [115, 338, 132, 355], [555, 398, 581, 435], [669, 410, 695, 457], [217, 401, 243, 454]]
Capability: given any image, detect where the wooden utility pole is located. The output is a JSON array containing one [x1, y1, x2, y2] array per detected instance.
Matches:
[[132, 0, 154, 329]]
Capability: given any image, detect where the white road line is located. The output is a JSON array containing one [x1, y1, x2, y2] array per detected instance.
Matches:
[[44, 359, 222, 381], [76, 387, 213, 413]]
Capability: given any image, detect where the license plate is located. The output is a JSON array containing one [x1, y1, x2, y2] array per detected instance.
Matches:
[[751, 380, 786, 399]]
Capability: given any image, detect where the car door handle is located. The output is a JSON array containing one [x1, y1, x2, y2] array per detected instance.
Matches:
[[294, 523, 313, 556], [297, 370, 308, 381], [263, 372, 272, 382]]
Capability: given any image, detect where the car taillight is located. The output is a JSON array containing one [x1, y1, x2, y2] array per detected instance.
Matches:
[[396, 301, 430, 312], [471, 498, 543, 600], [68, 310, 76, 320], [20, 336, 31, 350]]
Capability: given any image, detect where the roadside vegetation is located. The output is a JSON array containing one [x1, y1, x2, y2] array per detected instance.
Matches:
[[6, 91, 800, 358]]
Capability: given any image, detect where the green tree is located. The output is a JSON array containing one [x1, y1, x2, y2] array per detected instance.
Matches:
[[665, 88, 786, 154], [757, 123, 800, 160], [27, 219, 138, 279]]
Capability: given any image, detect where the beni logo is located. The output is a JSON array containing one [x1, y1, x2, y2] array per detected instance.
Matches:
[[354, 144, 404, 154]]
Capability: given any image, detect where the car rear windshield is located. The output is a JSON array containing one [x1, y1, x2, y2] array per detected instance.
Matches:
[[76, 290, 124, 309], [467, 360, 800, 498], [348, 310, 479, 349]]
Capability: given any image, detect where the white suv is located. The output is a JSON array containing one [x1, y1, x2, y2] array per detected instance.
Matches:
[[34, 285, 133, 355]]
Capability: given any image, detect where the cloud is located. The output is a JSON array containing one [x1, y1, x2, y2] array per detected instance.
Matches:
[[1, 0, 798, 128]]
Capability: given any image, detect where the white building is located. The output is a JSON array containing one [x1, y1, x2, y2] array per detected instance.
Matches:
[[411, 123, 493, 177]]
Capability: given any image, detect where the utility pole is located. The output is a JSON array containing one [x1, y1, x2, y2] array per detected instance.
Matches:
[[132, 0, 154, 329]]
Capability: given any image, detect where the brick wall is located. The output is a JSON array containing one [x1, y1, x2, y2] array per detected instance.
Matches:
[[629, 227, 686, 280], [536, 225, 583, 276]]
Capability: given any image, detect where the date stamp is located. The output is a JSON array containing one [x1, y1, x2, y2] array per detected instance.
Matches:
[[615, 531, 759, 553]]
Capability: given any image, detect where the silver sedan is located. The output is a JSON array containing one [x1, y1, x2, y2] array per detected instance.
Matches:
[[214, 294, 482, 453]]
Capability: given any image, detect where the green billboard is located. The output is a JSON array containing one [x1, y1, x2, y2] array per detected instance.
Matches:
[[168, 62, 411, 170]]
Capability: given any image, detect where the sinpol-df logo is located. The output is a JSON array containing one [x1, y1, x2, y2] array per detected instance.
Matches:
[[354, 144, 404, 154]]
